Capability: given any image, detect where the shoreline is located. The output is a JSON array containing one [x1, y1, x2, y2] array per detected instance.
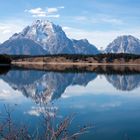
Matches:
[[11, 61, 140, 66]]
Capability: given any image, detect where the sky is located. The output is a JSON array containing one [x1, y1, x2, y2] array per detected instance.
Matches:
[[0, 0, 140, 49]]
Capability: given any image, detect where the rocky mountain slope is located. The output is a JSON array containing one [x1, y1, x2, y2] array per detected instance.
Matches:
[[72, 39, 99, 54], [0, 38, 46, 55], [105, 35, 140, 54]]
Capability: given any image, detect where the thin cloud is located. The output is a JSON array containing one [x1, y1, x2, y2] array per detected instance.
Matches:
[[26, 8, 45, 15], [47, 8, 58, 14], [58, 6, 65, 9], [47, 14, 60, 18], [75, 15, 123, 25], [25, 7, 47, 17], [99, 17, 123, 25], [0, 24, 12, 31], [0, 20, 28, 43], [62, 26, 72, 30], [75, 16, 88, 21], [25, 6, 64, 18], [2, 29, 11, 34]]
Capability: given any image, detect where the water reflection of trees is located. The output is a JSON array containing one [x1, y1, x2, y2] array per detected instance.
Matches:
[[0, 65, 10, 75]]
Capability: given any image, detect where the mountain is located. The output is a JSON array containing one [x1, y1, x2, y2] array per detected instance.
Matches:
[[10, 20, 74, 54], [72, 39, 99, 54], [105, 35, 140, 54], [0, 20, 99, 55]]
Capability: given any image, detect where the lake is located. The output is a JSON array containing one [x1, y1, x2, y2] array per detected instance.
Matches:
[[0, 66, 140, 140]]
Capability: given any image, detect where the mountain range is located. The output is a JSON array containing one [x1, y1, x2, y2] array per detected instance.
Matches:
[[0, 20, 140, 55]]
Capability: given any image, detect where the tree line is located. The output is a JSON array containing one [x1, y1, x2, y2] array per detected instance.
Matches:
[[1, 53, 140, 64], [0, 55, 11, 64]]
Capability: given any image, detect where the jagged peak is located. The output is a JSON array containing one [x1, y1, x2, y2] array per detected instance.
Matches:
[[32, 20, 54, 29], [72, 39, 89, 43], [80, 39, 89, 43], [32, 19, 53, 26], [10, 19, 65, 40], [114, 35, 140, 41], [31, 19, 62, 32]]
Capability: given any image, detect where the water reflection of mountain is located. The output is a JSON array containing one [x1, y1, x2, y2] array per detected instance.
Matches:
[[1, 67, 140, 103], [106, 74, 140, 91], [0, 70, 97, 103]]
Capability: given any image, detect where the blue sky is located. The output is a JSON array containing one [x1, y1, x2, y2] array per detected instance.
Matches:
[[0, 0, 140, 48]]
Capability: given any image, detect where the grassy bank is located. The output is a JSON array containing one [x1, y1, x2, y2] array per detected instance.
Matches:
[[11, 53, 140, 64]]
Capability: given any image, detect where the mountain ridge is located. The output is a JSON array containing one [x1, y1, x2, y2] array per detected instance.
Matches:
[[0, 20, 140, 55]]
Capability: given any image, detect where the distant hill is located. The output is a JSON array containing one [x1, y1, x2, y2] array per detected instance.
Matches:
[[105, 35, 140, 54]]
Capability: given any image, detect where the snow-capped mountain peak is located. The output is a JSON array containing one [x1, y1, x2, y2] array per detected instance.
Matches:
[[9, 20, 74, 54], [105, 35, 140, 54], [0, 19, 99, 55]]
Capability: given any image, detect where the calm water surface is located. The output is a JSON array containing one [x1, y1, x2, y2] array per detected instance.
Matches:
[[0, 68, 140, 140]]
